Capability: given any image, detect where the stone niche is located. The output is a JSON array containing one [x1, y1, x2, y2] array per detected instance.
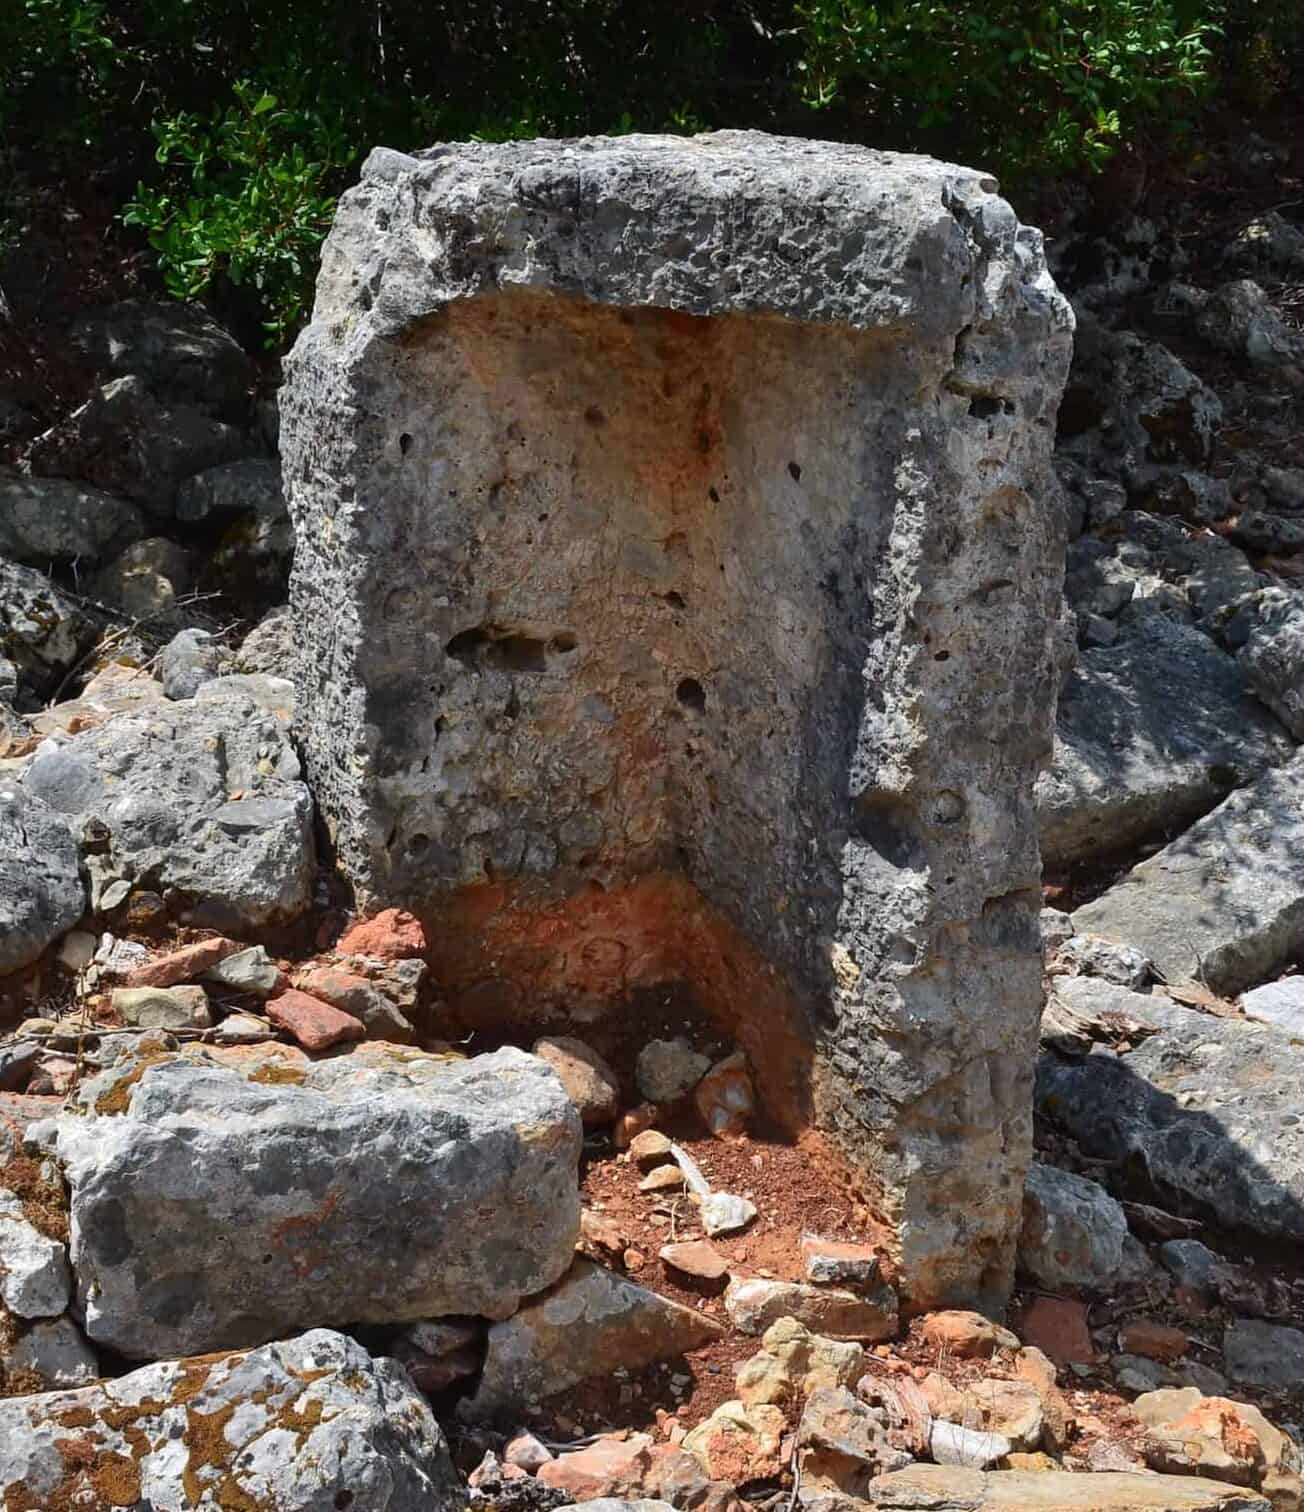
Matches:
[[281, 132, 1073, 1313]]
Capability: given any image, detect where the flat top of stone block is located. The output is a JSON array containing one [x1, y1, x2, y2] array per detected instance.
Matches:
[[305, 129, 1067, 346]]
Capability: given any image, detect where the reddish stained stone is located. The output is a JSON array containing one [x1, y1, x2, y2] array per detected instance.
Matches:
[[124, 937, 244, 989], [267, 988, 365, 1051], [336, 908, 427, 960]]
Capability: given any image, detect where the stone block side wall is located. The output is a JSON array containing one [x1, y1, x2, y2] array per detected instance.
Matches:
[[281, 132, 1073, 1311]]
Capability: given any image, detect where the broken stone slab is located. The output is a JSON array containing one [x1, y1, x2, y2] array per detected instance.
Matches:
[[0, 1328, 461, 1511], [1017, 1160, 1126, 1292], [461, 1256, 724, 1423], [204, 943, 286, 997], [866, 1465, 1270, 1510], [1240, 975, 1304, 1031], [0, 556, 98, 699], [798, 1384, 913, 1484], [0, 784, 84, 976], [1072, 752, 1304, 993], [293, 963, 413, 1040], [111, 984, 212, 1030], [0, 1195, 71, 1318], [34, 1042, 581, 1358], [1036, 984, 1304, 1243], [931, 1420, 1012, 1469], [282, 131, 1073, 1315], [724, 1275, 897, 1339], [22, 683, 314, 932], [0, 473, 145, 567], [1035, 616, 1293, 867]]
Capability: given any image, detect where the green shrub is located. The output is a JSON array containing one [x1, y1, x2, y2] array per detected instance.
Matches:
[[122, 83, 352, 346], [794, 0, 1220, 175]]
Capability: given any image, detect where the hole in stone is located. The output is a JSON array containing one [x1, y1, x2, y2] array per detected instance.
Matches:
[[446, 626, 553, 673], [335, 1494, 355, 1511], [852, 793, 920, 869], [550, 632, 578, 654], [934, 650, 950, 662], [408, 833, 430, 855], [585, 405, 606, 426], [676, 677, 706, 712], [708, 486, 720, 503], [663, 591, 686, 610], [788, 460, 802, 481], [968, 397, 1002, 420], [399, 432, 413, 455], [446, 627, 490, 665], [494, 636, 548, 673]]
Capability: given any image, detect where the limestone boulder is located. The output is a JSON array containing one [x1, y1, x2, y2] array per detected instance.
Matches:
[[0, 473, 145, 566], [0, 784, 84, 976], [0, 556, 98, 698], [1133, 1387, 1290, 1487], [1036, 617, 1292, 867], [1018, 1160, 1127, 1292], [22, 682, 314, 930], [33, 1043, 582, 1358], [1072, 753, 1304, 993], [1037, 986, 1304, 1243], [462, 1257, 724, 1423], [282, 131, 1073, 1314], [0, 1328, 461, 1512]]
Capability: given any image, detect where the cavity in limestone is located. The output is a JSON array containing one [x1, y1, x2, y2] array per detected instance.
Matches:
[[281, 131, 1073, 1312]]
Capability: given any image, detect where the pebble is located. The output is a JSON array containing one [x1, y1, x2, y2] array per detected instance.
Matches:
[[629, 1129, 674, 1168], [266, 988, 366, 1050], [640, 1165, 685, 1193], [700, 1192, 757, 1237], [660, 1240, 728, 1280]]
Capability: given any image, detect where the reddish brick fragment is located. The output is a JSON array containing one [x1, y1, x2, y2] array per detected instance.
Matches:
[[336, 908, 427, 960], [267, 988, 365, 1051], [125, 937, 243, 989]]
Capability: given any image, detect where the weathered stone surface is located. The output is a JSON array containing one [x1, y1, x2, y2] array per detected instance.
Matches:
[[111, 983, 211, 1030], [636, 1038, 711, 1103], [1240, 975, 1304, 1031], [535, 1035, 622, 1124], [234, 601, 294, 676], [30, 661, 166, 741], [1223, 1320, 1304, 1391], [0, 555, 97, 697], [1036, 617, 1292, 866], [931, 1420, 1012, 1468], [205, 943, 286, 997], [867, 1465, 1270, 1509], [462, 1256, 723, 1422], [801, 1233, 882, 1288], [125, 936, 244, 988], [1073, 753, 1304, 993], [160, 626, 222, 698], [921, 1310, 1020, 1359], [0, 784, 84, 976], [1237, 594, 1304, 738], [282, 130, 1072, 1315], [798, 1385, 913, 1487], [177, 457, 284, 524], [68, 297, 256, 421], [22, 683, 314, 931], [1133, 1388, 1288, 1487], [91, 535, 194, 617], [1018, 1160, 1127, 1292], [1037, 988, 1304, 1242], [36, 1043, 581, 1357], [724, 1276, 897, 1339], [0, 1328, 461, 1511], [0, 472, 145, 566], [0, 1194, 71, 1317], [267, 985, 366, 1049], [735, 1317, 865, 1407], [682, 1399, 787, 1482], [3, 1315, 98, 1389]]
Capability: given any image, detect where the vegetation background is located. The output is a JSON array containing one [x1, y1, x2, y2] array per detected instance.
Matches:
[[2, 1, 1301, 347]]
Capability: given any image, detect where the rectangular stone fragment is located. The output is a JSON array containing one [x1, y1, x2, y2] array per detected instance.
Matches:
[[1072, 751, 1304, 993], [281, 131, 1073, 1312], [33, 1043, 582, 1358], [267, 985, 365, 1048]]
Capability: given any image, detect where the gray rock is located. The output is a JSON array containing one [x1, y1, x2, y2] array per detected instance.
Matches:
[[0, 556, 98, 698], [1073, 752, 1304, 993], [0, 473, 145, 566], [1224, 1319, 1304, 1391], [1197, 279, 1304, 374], [1041, 908, 1076, 955], [27, 375, 250, 519], [0, 1195, 71, 1317], [195, 669, 295, 722], [1240, 976, 1304, 1031], [281, 132, 1073, 1315], [0, 1328, 461, 1510], [204, 943, 284, 997], [930, 1421, 1012, 1469], [1081, 478, 1128, 529], [1018, 1161, 1127, 1292], [1053, 934, 1152, 990], [233, 602, 293, 676], [1261, 465, 1304, 513], [91, 535, 194, 618], [1036, 616, 1292, 866], [462, 1256, 724, 1423], [1229, 511, 1304, 556], [1113, 1355, 1181, 1395], [111, 984, 211, 1029], [1037, 993, 1304, 1242], [4, 1315, 98, 1388], [159, 626, 222, 698], [36, 1042, 580, 1357], [1158, 1239, 1223, 1293], [68, 297, 255, 420], [1225, 212, 1304, 274], [636, 1038, 711, 1103], [22, 683, 313, 931], [177, 456, 284, 525], [1238, 594, 1304, 737], [0, 784, 84, 975]]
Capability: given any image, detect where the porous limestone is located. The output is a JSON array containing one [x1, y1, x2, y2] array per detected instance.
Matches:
[[281, 131, 1073, 1310]]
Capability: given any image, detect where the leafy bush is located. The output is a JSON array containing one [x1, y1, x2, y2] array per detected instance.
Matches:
[[123, 84, 353, 346], [795, 0, 1220, 174]]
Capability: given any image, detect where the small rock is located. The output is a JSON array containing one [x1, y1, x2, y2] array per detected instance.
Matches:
[[1240, 976, 1304, 1032], [660, 1241, 727, 1280], [533, 1035, 621, 1126], [640, 1165, 686, 1193], [404, 1318, 480, 1358], [1017, 1297, 1092, 1367], [629, 1129, 674, 1168], [91, 535, 194, 617], [735, 1317, 864, 1407], [1159, 1239, 1223, 1295], [536, 1434, 656, 1501], [125, 936, 244, 988], [213, 1013, 271, 1043], [1052, 934, 1153, 990], [725, 1277, 897, 1340], [1134, 1387, 1289, 1487], [337, 907, 427, 960], [1040, 907, 1076, 955], [55, 929, 97, 973], [801, 1234, 882, 1289], [624, 1248, 647, 1272], [615, 1104, 659, 1149], [112, 984, 211, 1030], [505, 1431, 555, 1473], [204, 943, 286, 998], [0, 784, 85, 976], [700, 1192, 757, 1237], [294, 964, 415, 1042], [1019, 1161, 1127, 1292], [1224, 1319, 1304, 1391], [266, 987, 366, 1050], [920, 1310, 1020, 1360], [3, 1314, 98, 1388], [930, 1420, 1012, 1469], [0, 1198, 72, 1318], [159, 627, 222, 699], [693, 1051, 755, 1137], [1114, 1354, 1181, 1395], [395, 1341, 481, 1393], [798, 1385, 913, 1485], [1119, 1321, 1188, 1363], [580, 1209, 630, 1261], [682, 1399, 787, 1481], [636, 1038, 711, 1103]]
